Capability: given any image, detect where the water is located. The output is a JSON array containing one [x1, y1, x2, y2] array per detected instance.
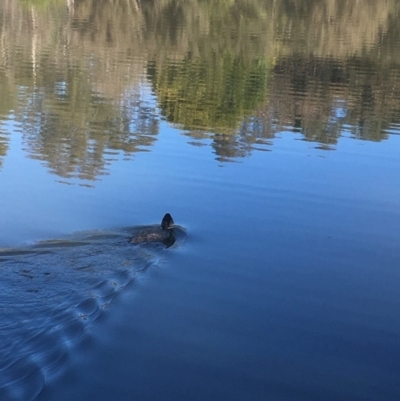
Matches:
[[1, 1, 400, 400]]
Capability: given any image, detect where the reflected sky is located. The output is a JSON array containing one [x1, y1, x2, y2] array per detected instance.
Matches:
[[2, 112, 400, 399], [1, 107, 400, 246]]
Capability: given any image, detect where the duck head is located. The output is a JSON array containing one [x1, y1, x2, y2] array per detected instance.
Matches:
[[161, 213, 174, 229]]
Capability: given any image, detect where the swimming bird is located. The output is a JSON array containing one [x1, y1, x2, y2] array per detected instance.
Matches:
[[129, 213, 175, 247]]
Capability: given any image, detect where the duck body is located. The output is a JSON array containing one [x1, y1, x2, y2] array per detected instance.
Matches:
[[129, 213, 176, 248]]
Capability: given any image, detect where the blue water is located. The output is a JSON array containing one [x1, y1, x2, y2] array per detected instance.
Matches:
[[1, 1, 400, 400], [1, 124, 400, 400]]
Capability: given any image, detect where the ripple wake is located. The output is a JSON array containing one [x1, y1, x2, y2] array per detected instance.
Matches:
[[0, 228, 184, 401]]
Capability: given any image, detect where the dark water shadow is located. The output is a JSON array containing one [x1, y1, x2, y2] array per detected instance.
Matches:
[[0, 226, 187, 401]]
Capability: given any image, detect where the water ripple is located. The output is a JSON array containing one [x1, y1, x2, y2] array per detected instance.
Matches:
[[0, 227, 186, 400]]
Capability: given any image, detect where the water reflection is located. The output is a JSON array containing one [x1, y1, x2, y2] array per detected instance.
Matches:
[[0, 0, 399, 180], [265, 55, 400, 146], [0, 130, 8, 167], [18, 86, 159, 181]]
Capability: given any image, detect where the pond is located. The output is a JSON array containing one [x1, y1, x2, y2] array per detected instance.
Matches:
[[1, 1, 400, 400]]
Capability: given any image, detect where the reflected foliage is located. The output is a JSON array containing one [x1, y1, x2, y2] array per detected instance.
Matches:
[[18, 80, 159, 179], [0, 0, 399, 178], [148, 55, 270, 133], [20, 0, 64, 8], [0, 70, 14, 168], [265, 55, 400, 147], [0, 133, 8, 168]]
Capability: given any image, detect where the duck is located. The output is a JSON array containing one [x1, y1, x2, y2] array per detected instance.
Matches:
[[129, 213, 175, 247]]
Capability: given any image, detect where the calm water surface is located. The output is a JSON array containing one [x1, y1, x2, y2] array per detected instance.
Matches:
[[1, 1, 400, 400]]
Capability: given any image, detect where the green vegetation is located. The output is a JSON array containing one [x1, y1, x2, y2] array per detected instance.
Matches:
[[19, 0, 65, 11], [149, 54, 271, 132], [0, 0, 400, 177], [0, 134, 8, 168]]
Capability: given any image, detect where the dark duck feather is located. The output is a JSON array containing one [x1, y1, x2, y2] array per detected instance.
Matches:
[[130, 213, 175, 247]]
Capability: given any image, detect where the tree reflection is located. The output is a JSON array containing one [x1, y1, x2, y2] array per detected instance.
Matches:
[[18, 80, 159, 180], [148, 55, 270, 133], [0, 0, 399, 179], [0, 133, 8, 168], [266, 55, 399, 146]]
